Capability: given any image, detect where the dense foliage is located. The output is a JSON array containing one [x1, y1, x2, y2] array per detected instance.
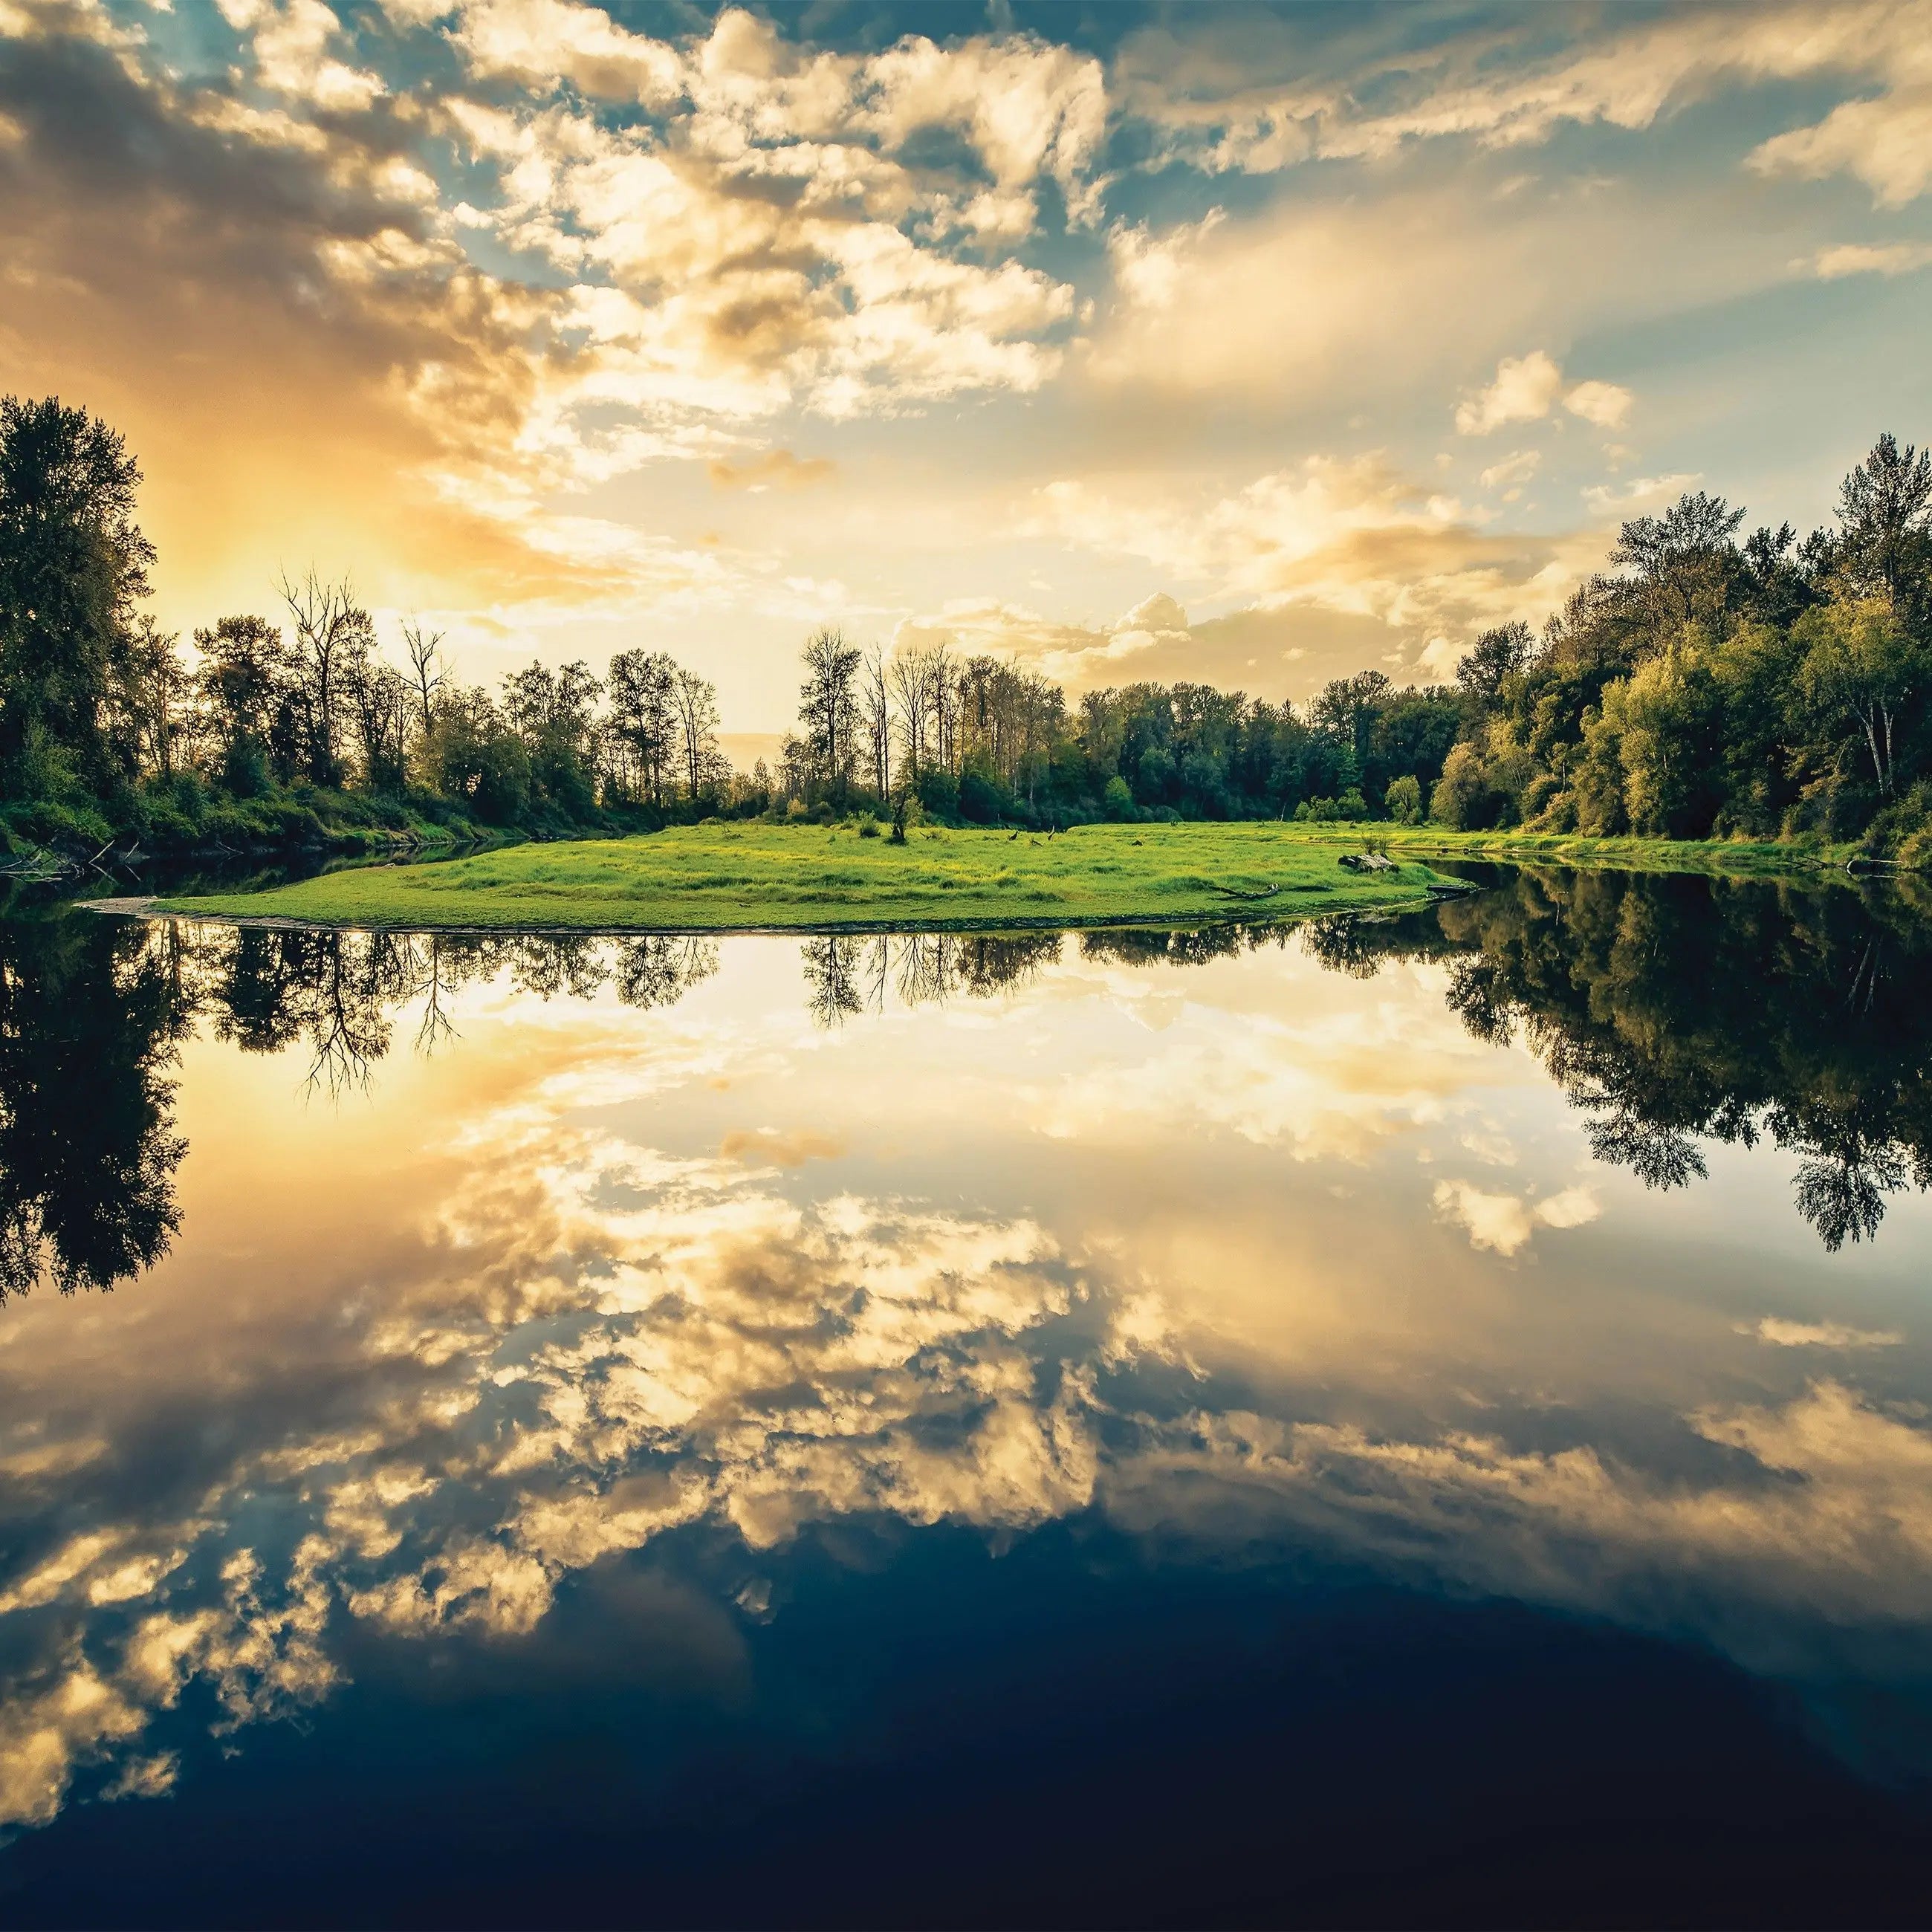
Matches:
[[1425, 444, 1932, 859], [1302, 866, 1932, 1250], [5, 395, 1931, 855]]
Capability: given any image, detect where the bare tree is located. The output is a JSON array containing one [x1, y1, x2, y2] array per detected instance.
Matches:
[[401, 618, 445, 739], [888, 646, 931, 780], [277, 568, 372, 784], [670, 662, 721, 801], [862, 644, 892, 800]]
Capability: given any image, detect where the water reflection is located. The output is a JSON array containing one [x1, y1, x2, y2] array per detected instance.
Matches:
[[2, 871, 1931, 1876], [0, 914, 190, 1298], [10, 871, 1926, 1303], [1315, 870, 1932, 1249]]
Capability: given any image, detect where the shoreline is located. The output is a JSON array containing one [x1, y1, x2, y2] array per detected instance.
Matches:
[[95, 821, 1911, 939]]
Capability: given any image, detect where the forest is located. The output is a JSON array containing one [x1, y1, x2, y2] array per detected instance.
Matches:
[[4, 392, 1931, 860]]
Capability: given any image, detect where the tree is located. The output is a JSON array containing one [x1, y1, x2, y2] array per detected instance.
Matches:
[[1836, 434, 1932, 601], [110, 615, 189, 781], [0, 395, 155, 791], [1610, 490, 1746, 631], [798, 626, 861, 803], [888, 645, 934, 780], [862, 643, 892, 801], [423, 686, 529, 822], [1795, 597, 1920, 799], [1385, 774, 1423, 823], [346, 656, 412, 792], [608, 649, 677, 807], [1614, 632, 1725, 837], [1455, 622, 1532, 711], [277, 569, 372, 785], [195, 617, 285, 747], [503, 659, 603, 813], [1312, 670, 1392, 768], [401, 619, 445, 739], [670, 663, 721, 801]]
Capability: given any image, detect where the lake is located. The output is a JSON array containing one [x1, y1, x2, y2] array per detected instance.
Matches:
[[2, 867, 1931, 1927]]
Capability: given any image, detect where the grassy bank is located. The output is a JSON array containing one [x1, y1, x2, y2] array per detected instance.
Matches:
[[1278, 823, 1866, 878], [148, 822, 1457, 932]]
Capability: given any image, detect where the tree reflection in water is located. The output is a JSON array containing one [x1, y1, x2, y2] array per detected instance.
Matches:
[[1293, 869, 1932, 1250], [2, 868, 1928, 1303], [0, 912, 192, 1300], [802, 930, 1063, 1025]]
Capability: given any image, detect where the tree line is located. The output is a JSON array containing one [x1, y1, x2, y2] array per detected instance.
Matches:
[[774, 437, 1932, 856], [0, 397, 739, 853], [5, 392, 1931, 857]]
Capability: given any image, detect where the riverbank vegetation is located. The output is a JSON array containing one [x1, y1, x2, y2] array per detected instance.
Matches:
[[7, 394, 1932, 868], [154, 823, 1452, 932]]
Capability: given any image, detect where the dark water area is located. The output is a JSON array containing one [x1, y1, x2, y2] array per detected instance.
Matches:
[[3, 869, 1932, 1927]]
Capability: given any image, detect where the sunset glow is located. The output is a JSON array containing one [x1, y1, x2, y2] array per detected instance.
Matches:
[[7, 0, 1931, 733]]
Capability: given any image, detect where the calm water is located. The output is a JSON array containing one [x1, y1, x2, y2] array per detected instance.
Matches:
[[4, 869, 1932, 1927]]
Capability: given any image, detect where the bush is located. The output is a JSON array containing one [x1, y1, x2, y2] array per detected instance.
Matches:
[[916, 767, 959, 819], [220, 736, 271, 799], [958, 762, 1005, 823], [857, 818, 880, 839]]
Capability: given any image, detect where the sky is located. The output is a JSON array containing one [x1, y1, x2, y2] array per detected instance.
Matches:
[[3, 0, 1931, 734]]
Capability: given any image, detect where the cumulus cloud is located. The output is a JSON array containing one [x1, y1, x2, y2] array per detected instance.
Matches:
[[1751, 1317, 1905, 1349], [0, 0, 1100, 649], [1806, 240, 1932, 277], [1456, 351, 1633, 435], [1432, 1179, 1601, 1256]]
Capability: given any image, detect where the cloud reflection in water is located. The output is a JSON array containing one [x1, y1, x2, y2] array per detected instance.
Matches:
[[1, 874, 1931, 1829]]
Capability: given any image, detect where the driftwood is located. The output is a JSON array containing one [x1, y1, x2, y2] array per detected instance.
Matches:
[[1208, 882, 1283, 901]]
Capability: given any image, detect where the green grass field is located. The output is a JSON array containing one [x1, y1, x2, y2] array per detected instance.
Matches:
[[140, 818, 1861, 936], [149, 822, 1460, 933]]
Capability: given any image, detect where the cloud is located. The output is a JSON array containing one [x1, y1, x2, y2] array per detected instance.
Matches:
[[1118, 0, 1932, 190], [1026, 455, 1603, 671], [1456, 351, 1633, 435], [707, 449, 836, 490], [717, 1127, 846, 1167], [1751, 86, 1932, 207], [0, 0, 1100, 656], [1751, 1317, 1905, 1349], [1581, 472, 1702, 515], [1561, 378, 1633, 429], [1806, 240, 1932, 277], [1433, 1179, 1600, 1255], [1456, 350, 1566, 435], [1479, 450, 1541, 490], [217, 0, 385, 112]]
